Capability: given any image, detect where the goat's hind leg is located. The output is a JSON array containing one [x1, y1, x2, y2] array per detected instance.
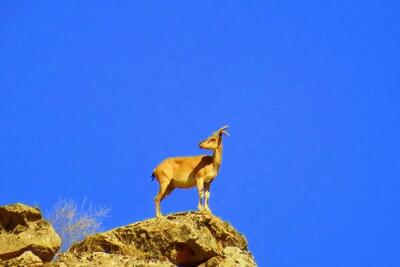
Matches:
[[155, 181, 170, 218]]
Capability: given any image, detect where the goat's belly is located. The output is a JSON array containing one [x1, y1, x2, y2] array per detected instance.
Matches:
[[171, 176, 197, 188]]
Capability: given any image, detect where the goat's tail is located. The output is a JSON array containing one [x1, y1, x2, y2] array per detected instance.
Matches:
[[150, 170, 156, 181]]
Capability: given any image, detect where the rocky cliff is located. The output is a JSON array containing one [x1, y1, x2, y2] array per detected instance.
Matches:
[[0, 203, 61, 266], [54, 212, 256, 267], [0, 204, 256, 267]]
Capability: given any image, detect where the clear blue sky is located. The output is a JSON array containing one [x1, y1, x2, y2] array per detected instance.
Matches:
[[1, 1, 399, 266]]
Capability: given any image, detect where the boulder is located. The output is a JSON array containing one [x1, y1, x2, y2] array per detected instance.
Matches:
[[2, 251, 43, 267], [198, 247, 257, 267], [53, 212, 256, 266], [0, 203, 61, 263]]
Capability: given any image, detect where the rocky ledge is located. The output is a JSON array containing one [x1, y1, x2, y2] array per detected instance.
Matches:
[[0, 203, 256, 266], [54, 212, 256, 267]]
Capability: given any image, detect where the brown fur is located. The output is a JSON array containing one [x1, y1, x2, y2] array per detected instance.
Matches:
[[152, 126, 229, 217]]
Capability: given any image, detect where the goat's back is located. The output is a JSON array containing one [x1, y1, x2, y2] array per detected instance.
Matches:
[[153, 155, 213, 186]]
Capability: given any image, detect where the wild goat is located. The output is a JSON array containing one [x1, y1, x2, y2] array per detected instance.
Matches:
[[151, 126, 229, 217]]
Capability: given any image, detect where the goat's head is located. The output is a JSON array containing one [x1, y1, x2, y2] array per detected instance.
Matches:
[[199, 126, 229, 150]]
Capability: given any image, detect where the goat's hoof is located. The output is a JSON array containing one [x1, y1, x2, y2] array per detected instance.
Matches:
[[199, 209, 208, 214]]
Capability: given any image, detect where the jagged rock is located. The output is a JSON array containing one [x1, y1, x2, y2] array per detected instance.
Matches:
[[53, 212, 256, 267], [0, 203, 61, 263], [2, 251, 43, 267], [53, 252, 175, 267], [198, 247, 256, 267]]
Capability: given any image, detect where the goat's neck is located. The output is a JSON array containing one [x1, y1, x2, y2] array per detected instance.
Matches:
[[212, 144, 223, 174]]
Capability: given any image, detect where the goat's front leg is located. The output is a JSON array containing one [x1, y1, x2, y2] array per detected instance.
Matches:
[[204, 182, 212, 214], [196, 178, 205, 212]]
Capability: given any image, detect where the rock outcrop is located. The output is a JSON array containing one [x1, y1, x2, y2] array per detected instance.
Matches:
[[0, 203, 256, 266], [54, 212, 256, 267], [2, 251, 43, 267], [0, 203, 61, 266]]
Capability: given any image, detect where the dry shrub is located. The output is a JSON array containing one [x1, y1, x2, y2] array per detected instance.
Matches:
[[48, 198, 110, 252]]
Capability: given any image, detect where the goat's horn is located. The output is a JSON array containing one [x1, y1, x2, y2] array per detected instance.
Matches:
[[217, 125, 229, 136], [222, 130, 230, 136], [219, 125, 229, 131]]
